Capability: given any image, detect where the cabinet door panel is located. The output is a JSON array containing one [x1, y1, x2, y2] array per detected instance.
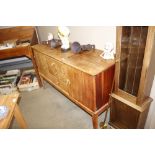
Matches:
[[68, 68, 95, 111], [57, 65, 70, 95], [96, 65, 115, 109], [46, 56, 59, 84], [119, 26, 148, 96], [46, 56, 69, 94]]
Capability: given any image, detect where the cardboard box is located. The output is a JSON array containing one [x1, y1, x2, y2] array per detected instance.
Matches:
[[18, 69, 39, 91]]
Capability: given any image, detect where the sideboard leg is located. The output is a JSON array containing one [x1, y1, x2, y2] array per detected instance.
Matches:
[[92, 114, 98, 129], [40, 77, 46, 88], [31, 51, 43, 87]]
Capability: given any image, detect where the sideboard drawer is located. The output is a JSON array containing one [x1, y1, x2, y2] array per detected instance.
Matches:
[[46, 56, 59, 85], [46, 56, 70, 95]]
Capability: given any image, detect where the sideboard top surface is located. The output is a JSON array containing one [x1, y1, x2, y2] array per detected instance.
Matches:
[[32, 44, 115, 76]]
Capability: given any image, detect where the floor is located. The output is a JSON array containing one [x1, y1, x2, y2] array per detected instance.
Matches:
[[12, 81, 110, 129]]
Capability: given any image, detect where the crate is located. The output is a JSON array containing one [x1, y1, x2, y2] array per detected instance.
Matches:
[[17, 69, 39, 91]]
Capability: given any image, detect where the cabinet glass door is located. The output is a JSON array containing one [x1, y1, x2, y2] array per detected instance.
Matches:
[[119, 26, 148, 96]]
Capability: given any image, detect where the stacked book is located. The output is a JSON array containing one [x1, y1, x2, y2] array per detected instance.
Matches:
[[0, 70, 20, 95]]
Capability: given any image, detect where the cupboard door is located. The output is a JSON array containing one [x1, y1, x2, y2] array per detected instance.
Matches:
[[119, 26, 148, 96], [96, 65, 115, 109], [46, 56, 59, 85], [68, 67, 95, 111], [57, 64, 70, 95], [46, 56, 70, 95]]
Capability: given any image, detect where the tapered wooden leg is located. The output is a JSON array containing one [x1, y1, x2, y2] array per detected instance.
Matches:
[[14, 104, 28, 129], [31, 54, 43, 87], [92, 114, 98, 129], [41, 77, 46, 88]]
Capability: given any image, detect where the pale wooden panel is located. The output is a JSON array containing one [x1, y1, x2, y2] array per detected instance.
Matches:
[[0, 26, 34, 43], [0, 92, 19, 128]]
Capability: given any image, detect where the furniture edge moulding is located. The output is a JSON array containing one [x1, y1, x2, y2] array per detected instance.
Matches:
[[114, 26, 122, 92], [137, 26, 155, 104]]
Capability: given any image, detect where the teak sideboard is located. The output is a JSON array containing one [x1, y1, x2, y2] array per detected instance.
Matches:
[[32, 44, 115, 128]]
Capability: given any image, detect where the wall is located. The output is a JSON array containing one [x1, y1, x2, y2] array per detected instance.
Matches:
[[0, 26, 13, 29], [37, 26, 155, 128], [145, 77, 155, 128], [37, 26, 116, 51]]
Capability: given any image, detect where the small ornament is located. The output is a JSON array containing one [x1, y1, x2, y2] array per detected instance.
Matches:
[[50, 39, 61, 48], [71, 42, 95, 53], [71, 42, 81, 53], [100, 42, 115, 60], [58, 26, 70, 51], [48, 33, 53, 41], [81, 44, 95, 51]]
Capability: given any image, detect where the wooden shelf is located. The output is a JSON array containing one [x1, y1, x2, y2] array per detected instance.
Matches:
[[111, 92, 152, 112], [109, 121, 128, 129]]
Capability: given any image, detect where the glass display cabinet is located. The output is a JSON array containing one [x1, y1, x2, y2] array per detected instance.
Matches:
[[109, 26, 155, 128]]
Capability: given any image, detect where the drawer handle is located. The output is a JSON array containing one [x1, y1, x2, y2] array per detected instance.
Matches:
[[66, 79, 70, 85], [50, 63, 58, 75], [51, 63, 55, 67]]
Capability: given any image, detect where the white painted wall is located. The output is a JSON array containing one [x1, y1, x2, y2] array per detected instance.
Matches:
[[37, 26, 116, 51], [0, 26, 13, 29], [145, 77, 155, 128], [37, 26, 155, 128]]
